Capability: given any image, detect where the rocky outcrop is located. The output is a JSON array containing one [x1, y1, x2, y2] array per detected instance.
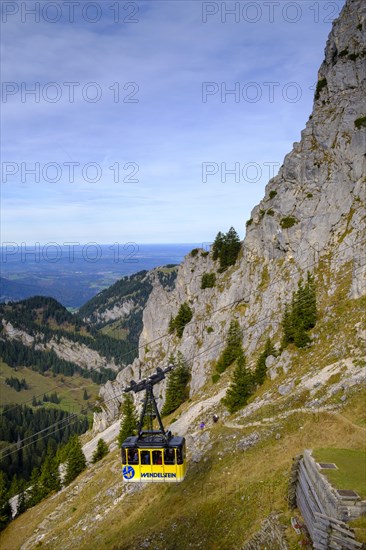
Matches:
[[80, 267, 177, 332], [95, 0, 365, 428], [89, 299, 135, 325], [242, 513, 289, 549], [1, 320, 120, 372], [1, 321, 34, 346], [246, 0, 365, 281], [39, 337, 120, 372]]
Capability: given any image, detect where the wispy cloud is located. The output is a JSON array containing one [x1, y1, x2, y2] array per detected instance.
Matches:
[[1, 0, 345, 243]]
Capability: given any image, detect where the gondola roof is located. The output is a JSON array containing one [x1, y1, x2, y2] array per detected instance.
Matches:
[[122, 434, 185, 448]]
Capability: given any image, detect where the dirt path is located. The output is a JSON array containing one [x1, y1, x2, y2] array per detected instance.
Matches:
[[169, 388, 227, 436], [223, 405, 366, 432]]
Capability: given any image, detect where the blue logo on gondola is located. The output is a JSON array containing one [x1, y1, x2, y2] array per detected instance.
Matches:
[[123, 465, 135, 480]]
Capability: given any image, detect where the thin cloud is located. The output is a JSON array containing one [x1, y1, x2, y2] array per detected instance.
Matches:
[[1, 0, 346, 243]]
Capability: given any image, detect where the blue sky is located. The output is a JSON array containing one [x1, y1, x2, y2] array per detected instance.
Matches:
[[1, 0, 345, 245]]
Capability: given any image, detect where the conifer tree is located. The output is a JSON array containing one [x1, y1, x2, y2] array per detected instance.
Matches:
[[281, 272, 317, 349], [168, 315, 175, 334], [222, 350, 254, 413], [212, 231, 224, 261], [8, 474, 19, 499], [201, 272, 216, 289], [216, 319, 243, 373], [39, 451, 61, 497], [212, 227, 241, 270], [254, 338, 275, 385], [169, 302, 193, 338], [293, 318, 311, 348], [300, 272, 317, 330], [0, 471, 11, 531], [281, 303, 294, 347], [26, 467, 42, 508], [64, 435, 86, 486], [15, 479, 28, 517], [161, 352, 190, 416], [118, 394, 138, 446], [221, 226, 241, 268], [92, 439, 109, 463]]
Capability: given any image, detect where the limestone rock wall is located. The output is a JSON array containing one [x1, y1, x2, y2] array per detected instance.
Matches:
[[1, 320, 120, 372]]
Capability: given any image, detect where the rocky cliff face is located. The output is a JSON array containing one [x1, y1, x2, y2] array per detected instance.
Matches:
[[247, 0, 365, 291], [1, 320, 121, 372], [96, 0, 365, 427]]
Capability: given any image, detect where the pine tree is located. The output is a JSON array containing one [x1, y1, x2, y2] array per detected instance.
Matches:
[[281, 303, 294, 347], [118, 394, 138, 446], [8, 474, 19, 498], [15, 479, 28, 517], [26, 467, 42, 508], [281, 272, 317, 349], [170, 302, 193, 338], [301, 272, 317, 330], [50, 391, 60, 404], [91, 439, 109, 464], [83, 389, 89, 400], [221, 226, 241, 268], [222, 350, 254, 413], [64, 435, 86, 486], [254, 338, 275, 385], [212, 231, 224, 261], [201, 272, 216, 289], [0, 471, 11, 531], [216, 319, 243, 373], [212, 227, 241, 270], [161, 352, 190, 416], [39, 451, 61, 497], [168, 314, 175, 334], [293, 316, 311, 348]]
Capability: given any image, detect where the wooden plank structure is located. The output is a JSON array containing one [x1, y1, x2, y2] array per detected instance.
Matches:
[[295, 453, 363, 550]]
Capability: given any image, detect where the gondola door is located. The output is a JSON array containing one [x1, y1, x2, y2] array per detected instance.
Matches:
[[139, 449, 152, 480], [151, 449, 164, 481]]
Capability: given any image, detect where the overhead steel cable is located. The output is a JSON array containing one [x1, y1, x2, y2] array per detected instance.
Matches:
[[0, 410, 88, 460]]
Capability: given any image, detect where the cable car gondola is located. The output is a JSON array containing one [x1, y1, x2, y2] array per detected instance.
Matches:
[[121, 365, 187, 482]]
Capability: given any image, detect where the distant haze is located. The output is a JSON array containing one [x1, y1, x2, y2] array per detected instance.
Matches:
[[0, 243, 199, 308]]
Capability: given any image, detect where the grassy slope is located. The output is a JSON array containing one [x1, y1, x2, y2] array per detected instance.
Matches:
[[1, 388, 364, 550], [100, 321, 129, 341], [312, 448, 366, 499], [0, 361, 99, 416]]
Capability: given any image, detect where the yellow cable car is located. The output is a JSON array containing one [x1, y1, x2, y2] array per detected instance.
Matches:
[[122, 434, 186, 482], [121, 366, 187, 483]]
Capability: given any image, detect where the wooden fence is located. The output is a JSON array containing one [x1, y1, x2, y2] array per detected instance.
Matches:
[[296, 452, 363, 550]]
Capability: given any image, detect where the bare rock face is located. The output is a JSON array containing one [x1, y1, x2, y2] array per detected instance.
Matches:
[[246, 0, 365, 279], [95, 0, 366, 428], [92, 300, 135, 325], [2, 321, 120, 372], [94, 362, 141, 431]]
